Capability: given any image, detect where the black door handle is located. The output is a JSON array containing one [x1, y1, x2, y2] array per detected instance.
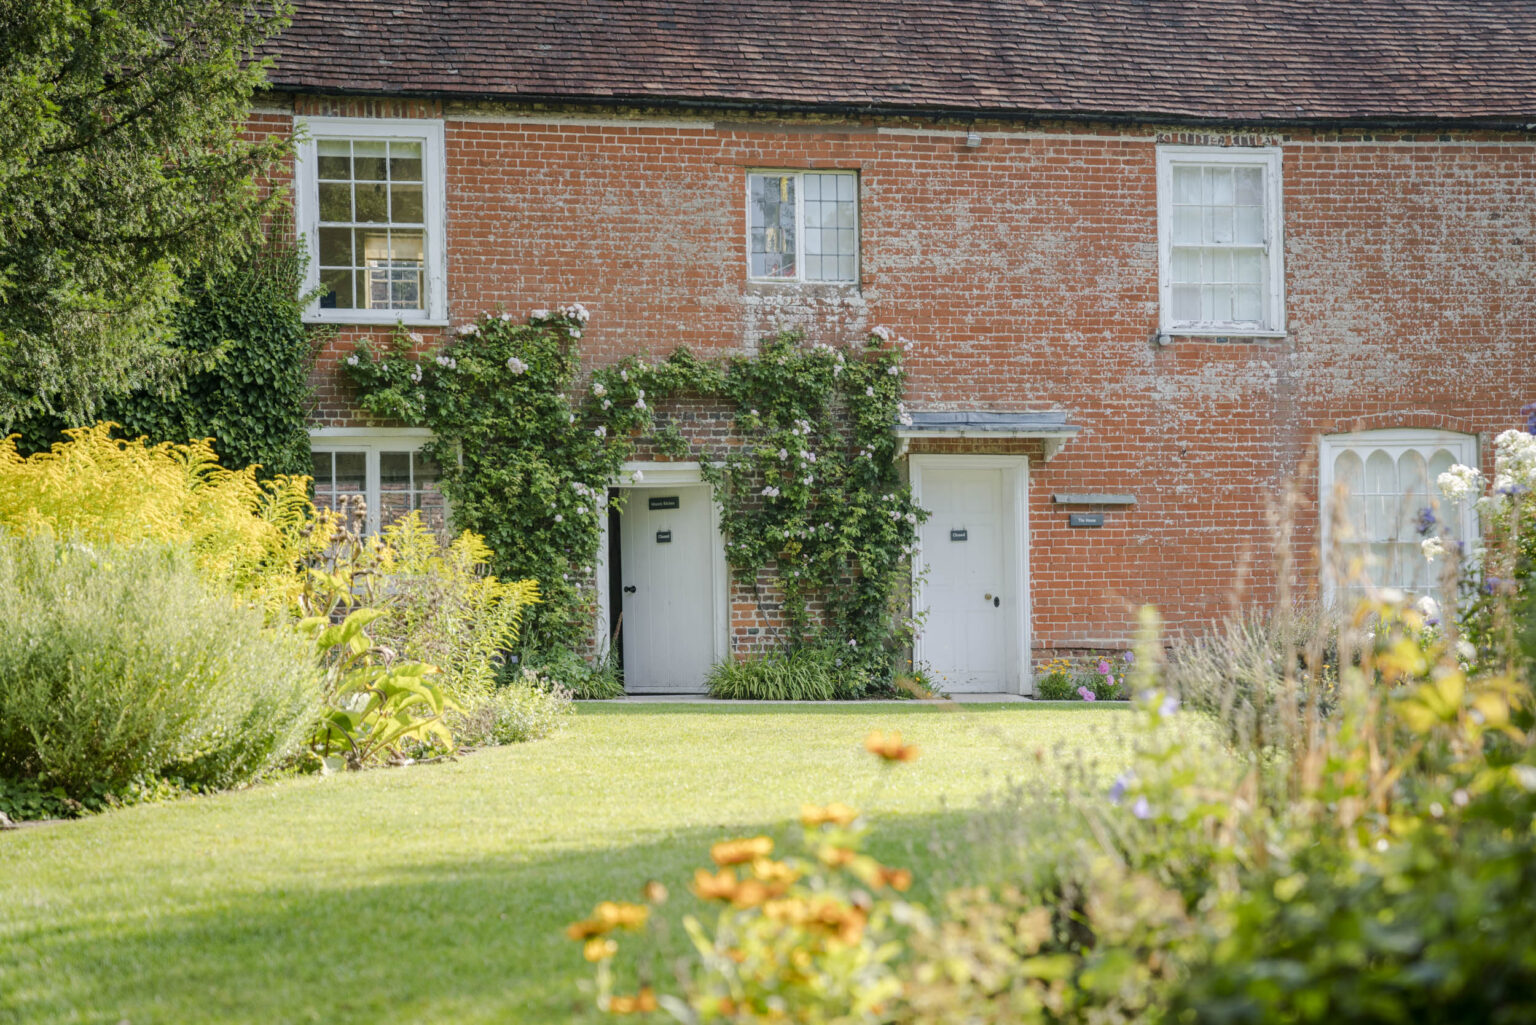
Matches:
[[993, 596, 1000, 608], [623, 585, 637, 594]]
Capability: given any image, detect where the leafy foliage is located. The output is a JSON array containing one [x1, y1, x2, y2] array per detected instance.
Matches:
[[0, 535, 320, 797], [0, 0, 294, 427], [346, 307, 623, 650], [449, 669, 575, 746], [9, 239, 317, 477], [706, 646, 873, 701], [0, 423, 320, 613], [522, 646, 624, 700], [303, 607, 458, 770], [346, 311, 923, 680]]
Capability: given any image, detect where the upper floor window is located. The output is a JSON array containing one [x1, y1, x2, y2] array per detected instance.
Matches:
[[295, 118, 447, 325], [1320, 430, 1478, 600], [1157, 146, 1284, 336], [310, 429, 447, 536], [747, 170, 859, 284]]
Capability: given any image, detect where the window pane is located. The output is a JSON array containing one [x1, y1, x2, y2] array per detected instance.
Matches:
[[1173, 165, 1201, 204], [381, 451, 412, 488], [1173, 208, 1202, 245], [319, 267, 353, 309], [1204, 284, 1232, 323], [1234, 250, 1263, 283], [837, 175, 854, 201], [1172, 285, 1200, 321], [1365, 450, 1397, 541], [335, 452, 365, 494], [838, 253, 856, 280], [804, 174, 821, 200], [1235, 205, 1264, 245], [1232, 286, 1263, 322], [1171, 248, 1200, 283], [1209, 207, 1234, 244], [355, 182, 388, 222], [805, 227, 822, 255], [391, 184, 423, 223], [1398, 450, 1428, 538], [317, 139, 351, 179], [1206, 167, 1234, 205], [389, 141, 423, 182], [353, 140, 387, 181], [318, 227, 353, 267], [1235, 166, 1263, 206], [749, 174, 796, 278], [311, 451, 334, 487], [318, 182, 351, 221]]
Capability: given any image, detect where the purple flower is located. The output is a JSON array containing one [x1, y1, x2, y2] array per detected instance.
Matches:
[[1123, 650, 1135, 666], [1523, 401, 1536, 434], [1097, 659, 1111, 675], [1077, 686, 1097, 702], [1131, 796, 1151, 820], [1415, 507, 1437, 536], [1108, 771, 1133, 805], [1159, 695, 1180, 717]]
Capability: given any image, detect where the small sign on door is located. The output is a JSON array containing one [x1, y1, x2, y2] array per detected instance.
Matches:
[[655, 530, 672, 543], [950, 528, 968, 542], [648, 496, 680, 510]]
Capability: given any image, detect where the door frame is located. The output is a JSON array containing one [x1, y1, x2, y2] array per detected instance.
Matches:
[[908, 454, 1032, 695], [593, 462, 730, 682]]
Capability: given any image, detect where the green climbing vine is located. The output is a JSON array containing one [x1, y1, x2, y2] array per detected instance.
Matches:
[[345, 309, 924, 683]]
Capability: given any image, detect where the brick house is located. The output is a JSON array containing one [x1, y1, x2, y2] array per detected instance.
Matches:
[[261, 1, 1536, 695]]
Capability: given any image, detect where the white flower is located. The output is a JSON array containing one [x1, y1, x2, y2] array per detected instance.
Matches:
[[567, 412, 576, 424], [554, 514, 563, 523], [577, 506, 587, 514], [409, 366, 423, 383], [899, 413, 914, 426], [345, 354, 359, 366], [804, 451, 816, 463], [593, 382, 607, 397], [1438, 463, 1481, 502], [778, 448, 789, 460], [531, 308, 550, 319], [602, 399, 612, 409], [1416, 595, 1441, 621], [570, 329, 582, 339], [457, 323, 478, 336], [632, 470, 645, 482], [847, 639, 857, 648], [865, 386, 875, 397], [594, 425, 607, 438], [506, 356, 529, 374], [1377, 587, 1406, 605], [904, 512, 917, 524], [634, 398, 646, 410], [435, 355, 456, 369], [636, 389, 645, 399], [749, 408, 759, 417], [409, 331, 424, 343], [1421, 536, 1448, 562], [803, 476, 814, 486], [620, 369, 628, 381], [499, 312, 512, 321], [886, 365, 899, 375], [760, 485, 780, 498], [870, 325, 893, 342]]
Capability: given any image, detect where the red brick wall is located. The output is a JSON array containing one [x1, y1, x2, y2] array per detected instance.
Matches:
[[266, 96, 1536, 656]]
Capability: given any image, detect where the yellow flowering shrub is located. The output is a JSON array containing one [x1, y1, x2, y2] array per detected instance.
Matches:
[[0, 423, 321, 612]]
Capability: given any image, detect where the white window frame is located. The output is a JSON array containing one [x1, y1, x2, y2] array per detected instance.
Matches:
[[294, 117, 448, 326], [1157, 145, 1285, 337], [744, 169, 860, 286], [309, 427, 443, 535], [1318, 428, 1479, 602]]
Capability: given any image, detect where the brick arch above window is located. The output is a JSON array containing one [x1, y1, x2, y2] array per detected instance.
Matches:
[[1319, 410, 1480, 439]]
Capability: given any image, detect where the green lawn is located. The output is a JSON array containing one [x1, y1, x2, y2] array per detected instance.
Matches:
[[0, 702, 1130, 1025]]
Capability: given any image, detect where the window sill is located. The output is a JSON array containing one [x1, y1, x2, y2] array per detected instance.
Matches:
[[304, 311, 451, 328], [1158, 327, 1288, 341], [743, 280, 863, 297]]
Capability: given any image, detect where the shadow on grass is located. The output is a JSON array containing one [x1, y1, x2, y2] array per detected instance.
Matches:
[[2, 807, 1007, 1025]]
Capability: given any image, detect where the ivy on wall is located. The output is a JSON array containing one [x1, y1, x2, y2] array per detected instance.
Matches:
[[10, 240, 315, 480], [345, 309, 925, 678]]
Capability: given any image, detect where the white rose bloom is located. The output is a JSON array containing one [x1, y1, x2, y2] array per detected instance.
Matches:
[[1437, 464, 1481, 502], [1416, 595, 1441, 621], [1421, 536, 1447, 562]]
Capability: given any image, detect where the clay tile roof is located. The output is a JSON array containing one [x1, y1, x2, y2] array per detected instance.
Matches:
[[265, 1, 1536, 124]]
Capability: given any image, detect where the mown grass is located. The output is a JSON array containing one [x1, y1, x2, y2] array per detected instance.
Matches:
[[0, 702, 1130, 1025]]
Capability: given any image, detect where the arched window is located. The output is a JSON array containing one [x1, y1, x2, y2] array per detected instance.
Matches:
[[1319, 430, 1477, 600]]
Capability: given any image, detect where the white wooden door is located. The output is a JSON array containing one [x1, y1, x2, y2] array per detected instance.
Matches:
[[917, 466, 1010, 692], [618, 485, 717, 693]]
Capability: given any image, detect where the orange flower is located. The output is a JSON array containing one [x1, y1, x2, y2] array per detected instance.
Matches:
[[750, 857, 800, 885], [818, 845, 859, 868], [565, 901, 649, 940], [691, 867, 739, 901], [878, 866, 913, 892], [607, 987, 658, 1015], [864, 730, 920, 762], [642, 879, 669, 904], [583, 937, 618, 962], [800, 801, 859, 827], [711, 835, 774, 866]]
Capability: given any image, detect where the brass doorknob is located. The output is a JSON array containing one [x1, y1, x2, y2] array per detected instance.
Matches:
[[983, 593, 992, 601]]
